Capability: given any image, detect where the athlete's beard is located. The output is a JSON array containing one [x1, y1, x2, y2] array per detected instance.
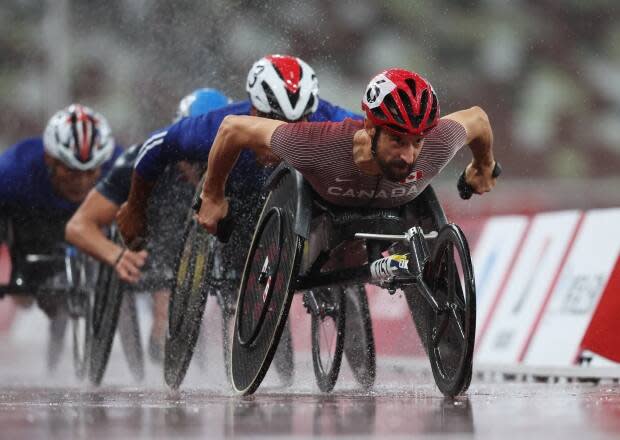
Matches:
[[376, 155, 415, 182]]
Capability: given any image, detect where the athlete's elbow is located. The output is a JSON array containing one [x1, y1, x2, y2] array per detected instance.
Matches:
[[218, 115, 243, 141], [65, 215, 82, 244], [470, 106, 491, 130], [216, 115, 254, 150]]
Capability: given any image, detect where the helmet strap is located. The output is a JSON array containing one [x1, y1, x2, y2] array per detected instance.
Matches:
[[371, 127, 381, 157]]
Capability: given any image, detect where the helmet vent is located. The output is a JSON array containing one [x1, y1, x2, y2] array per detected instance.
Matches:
[[428, 92, 438, 126], [262, 81, 284, 116], [287, 89, 300, 107], [383, 93, 405, 125], [404, 78, 417, 98], [410, 89, 429, 128], [371, 107, 388, 121], [397, 89, 416, 128]]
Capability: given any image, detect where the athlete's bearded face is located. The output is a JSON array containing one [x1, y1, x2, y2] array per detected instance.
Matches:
[[375, 130, 424, 182]]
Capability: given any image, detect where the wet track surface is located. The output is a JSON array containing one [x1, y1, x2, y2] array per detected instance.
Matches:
[[1, 306, 620, 439]]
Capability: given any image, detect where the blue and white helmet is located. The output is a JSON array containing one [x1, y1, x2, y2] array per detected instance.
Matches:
[[43, 104, 114, 171], [175, 88, 231, 121]]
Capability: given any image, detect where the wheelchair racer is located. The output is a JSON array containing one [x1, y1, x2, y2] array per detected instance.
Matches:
[[65, 88, 231, 361], [0, 104, 122, 317], [117, 55, 362, 383], [191, 68, 498, 234], [118, 55, 362, 279]]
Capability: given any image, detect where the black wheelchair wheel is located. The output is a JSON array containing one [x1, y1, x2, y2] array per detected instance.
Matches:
[[231, 171, 304, 395], [164, 214, 214, 390], [118, 291, 144, 381], [343, 285, 376, 390], [309, 287, 346, 392], [89, 230, 126, 385], [425, 224, 476, 397]]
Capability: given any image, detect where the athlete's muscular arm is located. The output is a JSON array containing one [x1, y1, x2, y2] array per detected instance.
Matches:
[[443, 106, 497, 194], [116, 172, 156, 250], [66, 189, 147, 283], [197, 115, 285, 234]]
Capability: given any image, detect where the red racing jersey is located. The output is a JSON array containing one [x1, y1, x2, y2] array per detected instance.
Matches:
[[270, 118, 467, 208]]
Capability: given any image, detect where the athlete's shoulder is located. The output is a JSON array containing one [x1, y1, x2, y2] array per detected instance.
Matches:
[[215, 99, 252, 117], [310, 99, 363, 122], [111, 144, 141, 169], [425, 118, 467, 145], [0, 137, 45, 173]]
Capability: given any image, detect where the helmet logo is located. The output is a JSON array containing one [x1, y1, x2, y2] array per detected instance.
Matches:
[[248, 65, 265, 88], [363, 74, 396, 109], [366, 84, 382, 104]]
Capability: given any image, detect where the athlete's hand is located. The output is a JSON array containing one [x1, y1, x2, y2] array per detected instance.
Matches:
[[114, 249, 148, 284], [195, 193, 228, 235], [117, 201, 148, 251], [464, 160, 498, 195]]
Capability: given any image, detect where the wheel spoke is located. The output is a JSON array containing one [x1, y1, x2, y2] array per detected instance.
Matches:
[[450, 306, 466, 341], [432, 311, 449, 346], [320, 317, 335, 370], [452, 287, 467, 311]]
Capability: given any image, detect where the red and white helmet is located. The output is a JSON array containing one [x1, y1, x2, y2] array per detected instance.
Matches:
[[246, 55, 319, 121], [362, 68, 440, 136], [43, 104, 115, 171]]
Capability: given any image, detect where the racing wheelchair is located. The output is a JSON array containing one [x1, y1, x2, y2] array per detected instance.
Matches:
[[163, 178, 295, 390], [0, 218, 97, 379], [88, 226, 144, 386], [228, 162, 500, 396]]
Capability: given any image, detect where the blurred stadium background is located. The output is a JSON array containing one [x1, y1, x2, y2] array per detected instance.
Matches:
[[1, 0, 619, 216]]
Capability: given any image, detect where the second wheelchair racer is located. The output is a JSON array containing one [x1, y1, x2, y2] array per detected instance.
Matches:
[[65, 88, 231, 360], [117, 55, 362, 283]]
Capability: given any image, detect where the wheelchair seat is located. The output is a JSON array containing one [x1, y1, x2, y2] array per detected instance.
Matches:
[[312, 197, 406, 239]]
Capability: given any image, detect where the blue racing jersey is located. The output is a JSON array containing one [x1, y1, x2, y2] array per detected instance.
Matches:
[[134, 98, 362, 181], [0, 137, 122, 254]]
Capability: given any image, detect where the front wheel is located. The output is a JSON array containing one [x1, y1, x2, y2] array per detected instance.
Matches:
[[118, 291, 144, 382], [424, 224, 476, 397], [308, 287, 346, 392], [89, 236, 125, 386], [164, 214, 214, 390], [231, 171, 304, 395]]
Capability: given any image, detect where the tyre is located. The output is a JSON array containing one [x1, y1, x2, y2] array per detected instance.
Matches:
[[89, 231, 126, 386], [309, 287, 345, 392], [425, 224, 476, 397], [231, 170, 304, 395], [343, 285, 376, 390], [118, 290, 144, 382], [164, 214, 214, 389]]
